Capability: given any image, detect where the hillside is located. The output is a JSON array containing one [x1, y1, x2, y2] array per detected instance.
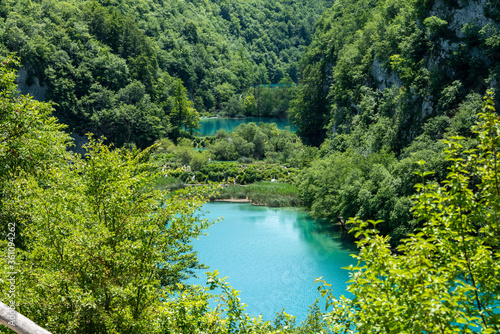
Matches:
[[290, 0, 500, 147], [2, 0, 498, 249], [0, 0, 333, 146], [1, 0, 500, 332], [290, 0, 500, 243]]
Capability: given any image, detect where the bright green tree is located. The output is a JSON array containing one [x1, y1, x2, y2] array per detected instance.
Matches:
[[0, 53, 316, 334], [170, 79, 200, 138], [0, 54, 71, 182], [243, 93, 257, 116], [0, 55, 217, 333], [0, 54, 71, 249], [319, 92, 500, 333], [6, 137, 217, 333]]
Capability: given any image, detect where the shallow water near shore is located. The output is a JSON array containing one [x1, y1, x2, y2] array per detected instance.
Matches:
[[188, 202, 357, 322]]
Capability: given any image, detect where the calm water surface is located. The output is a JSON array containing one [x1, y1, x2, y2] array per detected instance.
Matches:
[[197, 117, 298, 136], [190, 202, 357, 322]]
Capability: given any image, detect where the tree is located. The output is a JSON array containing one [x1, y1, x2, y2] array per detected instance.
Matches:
[[288, 64, 329, 146], [0, 54, 311, 334], [0, 54, 69, 173], [0, 54, 71, 247], [319, 92, 500, 333], [6, 137, 217, 333], [209, 139, 239, 161], [221, 95, 245, 118], [170, 79, 200, 138], [243, 93, 257, 116]]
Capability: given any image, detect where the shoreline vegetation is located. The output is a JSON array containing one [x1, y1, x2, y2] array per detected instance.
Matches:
[[200, 115, 289, 119], [210, 198, 252, 203], [155, 178, 303, 208], [152, 123, 309, 208], [209, 182, 303, 207]]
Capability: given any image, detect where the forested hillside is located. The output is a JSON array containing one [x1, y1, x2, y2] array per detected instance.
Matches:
[[291, 0, 500, 243], [1, 50, 499, 334], [291, 0, 500, 146], [0, 0, 332, 146]]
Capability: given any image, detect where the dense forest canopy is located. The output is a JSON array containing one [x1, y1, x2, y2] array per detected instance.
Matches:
[[290, 0, 500, 146], [0, 0, 333, 147], [1, 51, 499, 334]]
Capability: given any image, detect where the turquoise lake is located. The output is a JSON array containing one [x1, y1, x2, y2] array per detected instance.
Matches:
[[197, 117, 298, 136], [189, 202, 357, 322]]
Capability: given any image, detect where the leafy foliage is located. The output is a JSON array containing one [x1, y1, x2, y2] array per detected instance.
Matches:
[[0, 55, 70, 180], [292, 0, 499, 243], [0, 54, 71, 249], [319, 92, 500, 333], [0, 0, 333, 147], [207, 122, 311, 164], [1, 0, 500, 330], [4, 137, 219, 333], [0, 59, 325, 332], [170, 78, 200, 138], [291, 0, 500, 147]]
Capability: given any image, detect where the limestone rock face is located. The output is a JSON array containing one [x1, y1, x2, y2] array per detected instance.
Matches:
[[431, 0, 496, 39], [368, 0, 497, 120], [429, 0, 497, 66], [370, 59, 402, 91], [15, 67, 47, 101]]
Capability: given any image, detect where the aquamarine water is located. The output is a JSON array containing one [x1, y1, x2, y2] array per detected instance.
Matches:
[[197, 117, 298, 136], [190, 202, 357, 322]]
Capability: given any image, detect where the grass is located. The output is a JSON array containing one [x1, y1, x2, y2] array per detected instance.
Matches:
[[152, 176, 303, 208], [213, 181, 303, 207]]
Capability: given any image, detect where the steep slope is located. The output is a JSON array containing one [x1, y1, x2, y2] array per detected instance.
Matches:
[[292, 0, 500, 243], [0, 0, 333, 146], [291, 0, 500, 148]]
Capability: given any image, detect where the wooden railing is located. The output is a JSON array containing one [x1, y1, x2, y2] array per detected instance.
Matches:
[[0, 301, 51, 334]]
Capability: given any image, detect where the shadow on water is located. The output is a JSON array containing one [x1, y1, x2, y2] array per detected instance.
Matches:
[[304, 218, 359, 254], [237, 204, 358, 254], [190, 202, 358, 322]]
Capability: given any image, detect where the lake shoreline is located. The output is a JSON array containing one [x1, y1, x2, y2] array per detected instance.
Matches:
[[197, 116, 297, 136], [200, 116, 289, 120], [210, 182, 303, 208], [210, 197, 272, 206]]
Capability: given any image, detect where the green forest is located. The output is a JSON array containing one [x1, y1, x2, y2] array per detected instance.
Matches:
[[0, 0, 331, 146], [1, 0, 499, 333]]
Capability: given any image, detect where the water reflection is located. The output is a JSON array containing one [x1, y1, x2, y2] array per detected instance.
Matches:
[[190, 202, 357, 322]]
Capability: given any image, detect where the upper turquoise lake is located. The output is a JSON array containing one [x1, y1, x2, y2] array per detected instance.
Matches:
[[189, 202, 357, 322], [197, 117, 298, 136]]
